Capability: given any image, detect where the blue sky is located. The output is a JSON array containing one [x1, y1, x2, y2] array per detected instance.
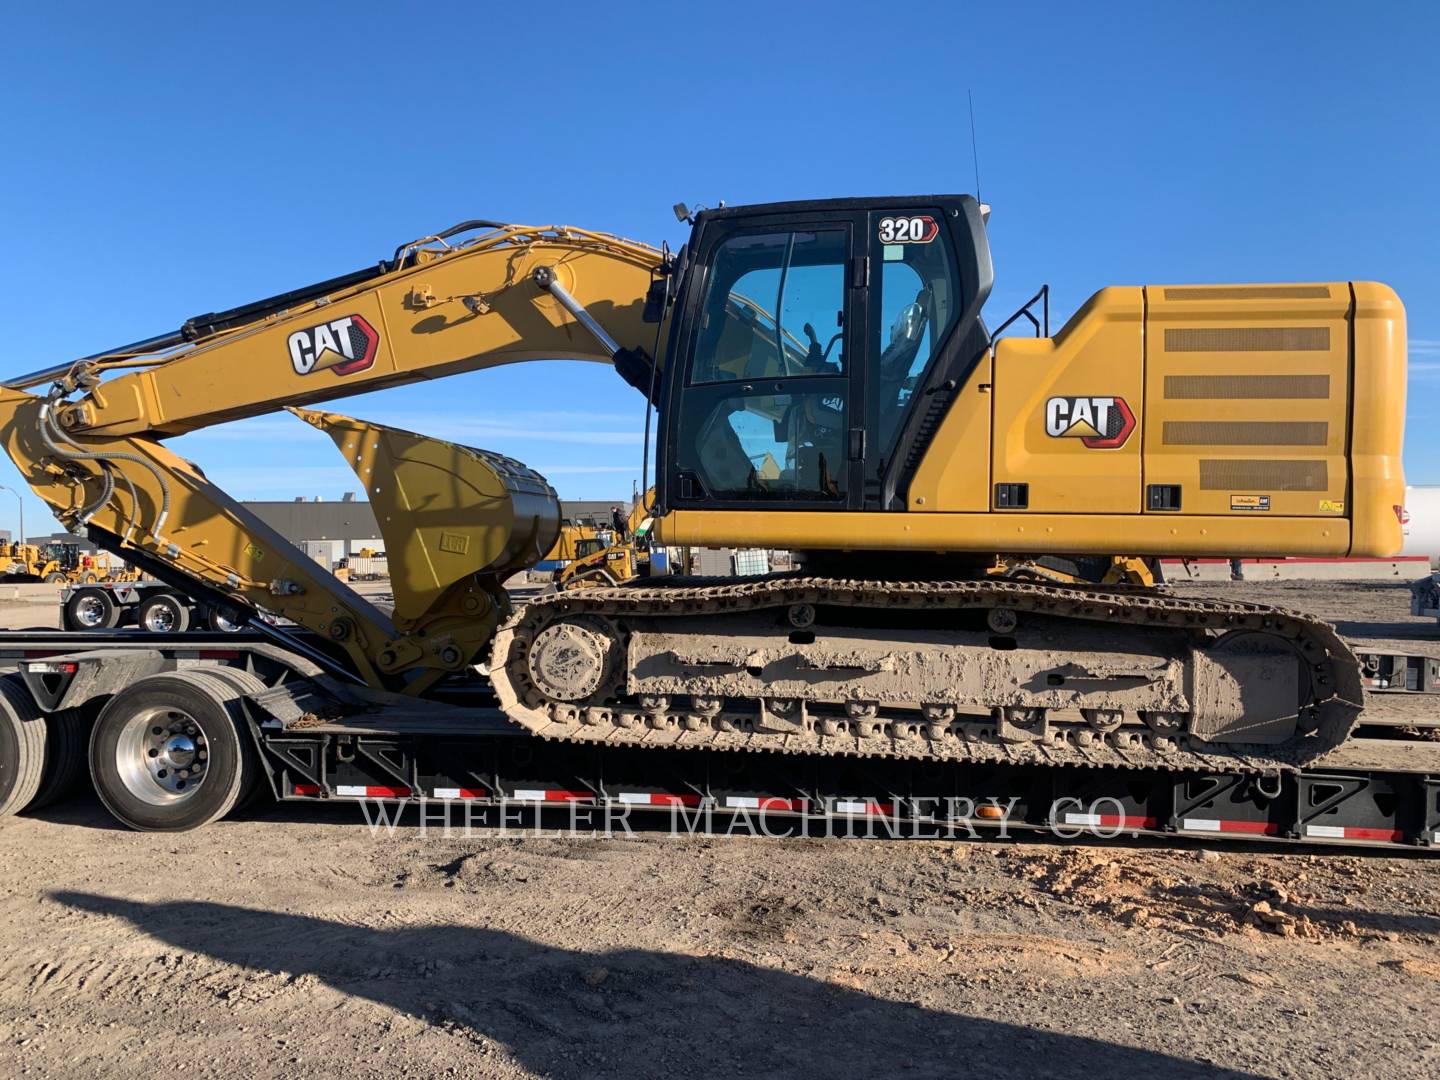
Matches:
[[0, 1, 1435, 539]]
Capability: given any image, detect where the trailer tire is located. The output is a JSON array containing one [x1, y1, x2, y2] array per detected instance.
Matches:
[[89, 670, 258, 831], [28, 709, 88, 810], [137, 593, 191, 634], [199, 668, 270, 808], [66, 588, 121, 630], [0, 677, 47, 817], [204, 605, 246, 633]]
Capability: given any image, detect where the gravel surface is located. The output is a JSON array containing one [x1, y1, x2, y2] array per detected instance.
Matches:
[[0, 578, 1436, 1079]]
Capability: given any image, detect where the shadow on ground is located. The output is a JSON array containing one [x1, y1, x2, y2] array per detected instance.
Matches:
[[53, 891, 1260, 1079]]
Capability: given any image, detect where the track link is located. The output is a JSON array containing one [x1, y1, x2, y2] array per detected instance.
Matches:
[[489, 575, 1366, 775]]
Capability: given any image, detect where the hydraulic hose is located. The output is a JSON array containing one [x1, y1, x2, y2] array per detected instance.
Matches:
[[38, 401, 172, 541]]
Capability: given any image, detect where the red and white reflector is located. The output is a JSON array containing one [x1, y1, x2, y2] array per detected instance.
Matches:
[[617, 792, 703, 807], [834, 799, 899, 816], [432, 788, 488, 800], [335, 784, 412, 798], [510, 789, 595, 803], [1303, 823, 1403, 842], [1181, 817, 1279, 836], [1063, 812, 1157, 830], [724, 795, 808, 812]]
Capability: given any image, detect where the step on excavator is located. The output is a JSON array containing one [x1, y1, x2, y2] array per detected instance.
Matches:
[[0, 195, 1421, 832]]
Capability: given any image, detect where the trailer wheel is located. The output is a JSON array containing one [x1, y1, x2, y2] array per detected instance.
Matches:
[[28, 709, 88, 810], [89, 670, 257, 831], [137, 593, 190, 634], [205, 605, 246, 633], [0, 678, 47, 817], [66, 588, 121, 630]]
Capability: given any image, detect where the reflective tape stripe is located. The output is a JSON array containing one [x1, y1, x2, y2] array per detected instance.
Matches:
[[725, 796, 806, 812], [336, 785, 412, 798], [835, 800, 897, 816], [1182, 818, 1278, 835], [1345, 826, 1404, 842], [432, 788, 487, 800], [1063, 812, 1158, 829], [510, 789, 594, 802], [618, 792, 702, 806], [1304, 824, 1403, 842]]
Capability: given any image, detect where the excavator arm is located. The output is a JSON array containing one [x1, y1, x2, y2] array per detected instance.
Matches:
[[0, 223, 665, 690]]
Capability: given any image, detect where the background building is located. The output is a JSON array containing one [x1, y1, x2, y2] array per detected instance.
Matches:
[[241, 495, 627, 570]]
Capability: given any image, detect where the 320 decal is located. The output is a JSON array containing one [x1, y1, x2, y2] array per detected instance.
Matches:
[[877, 215, 938, 244], [287, 314, 380, 377]]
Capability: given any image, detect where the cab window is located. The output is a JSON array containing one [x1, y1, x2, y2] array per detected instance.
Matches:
[[690, 230, 847, 384], [677, 227, 850, 502], [873, 216, 959, 457]]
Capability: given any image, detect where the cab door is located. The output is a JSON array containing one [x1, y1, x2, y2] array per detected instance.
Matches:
[[862, 206, 968, 508], [663, 214, 868, 511]]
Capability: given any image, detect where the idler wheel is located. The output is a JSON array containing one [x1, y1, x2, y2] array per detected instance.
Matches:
[[526, 618, 615, 702]]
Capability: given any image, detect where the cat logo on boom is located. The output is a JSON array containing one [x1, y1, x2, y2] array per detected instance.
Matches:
[[287, 314, 380, 377], [1044, 396, 1136, 449]]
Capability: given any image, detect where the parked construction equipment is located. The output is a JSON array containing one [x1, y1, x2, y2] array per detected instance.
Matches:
[[0, 195, 1429, 842], [554, 493, 664, 589], [0, 540, 131, 584]]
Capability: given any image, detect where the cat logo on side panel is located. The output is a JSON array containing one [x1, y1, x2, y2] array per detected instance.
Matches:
[[1044, 396, 1135, 449]]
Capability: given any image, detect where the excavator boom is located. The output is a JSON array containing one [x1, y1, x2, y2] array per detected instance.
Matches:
[[0, 223, 665, 688]]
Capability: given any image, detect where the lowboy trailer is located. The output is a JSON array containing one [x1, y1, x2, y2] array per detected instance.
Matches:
[[0, 627, 1437, 849]]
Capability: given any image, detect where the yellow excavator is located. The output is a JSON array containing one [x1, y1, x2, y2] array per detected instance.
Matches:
[[0, 196, 1407, 779]]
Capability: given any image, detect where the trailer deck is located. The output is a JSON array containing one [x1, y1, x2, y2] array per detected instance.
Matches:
[[2, 626, 1437, 851]]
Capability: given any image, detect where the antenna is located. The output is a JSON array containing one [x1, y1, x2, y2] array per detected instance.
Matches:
[[967, 90, 982, 205]]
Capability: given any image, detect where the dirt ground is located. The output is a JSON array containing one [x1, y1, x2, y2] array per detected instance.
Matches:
[[1, 579, 1437, 1079]]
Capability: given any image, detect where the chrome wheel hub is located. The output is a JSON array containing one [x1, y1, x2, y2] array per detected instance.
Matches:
[[116, 707, 211, 804], [144, 605, 177, 632], [74, 595, 107, 627]]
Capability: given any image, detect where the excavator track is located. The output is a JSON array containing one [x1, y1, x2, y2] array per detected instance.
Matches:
[[489, 575, 1367, 775]]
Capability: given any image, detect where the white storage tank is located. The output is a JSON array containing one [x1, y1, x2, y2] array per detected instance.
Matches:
[[1401, 485, 1440, 562]]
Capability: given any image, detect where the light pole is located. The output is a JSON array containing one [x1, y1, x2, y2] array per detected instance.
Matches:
[[0, 485, 23, 548]]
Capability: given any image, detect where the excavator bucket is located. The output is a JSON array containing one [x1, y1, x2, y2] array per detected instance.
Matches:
[[287, 408, 560, 627]]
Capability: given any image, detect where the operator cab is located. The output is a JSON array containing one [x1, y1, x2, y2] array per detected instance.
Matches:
[[573, 537, 607, 560], [657, 195, 993, 513]]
